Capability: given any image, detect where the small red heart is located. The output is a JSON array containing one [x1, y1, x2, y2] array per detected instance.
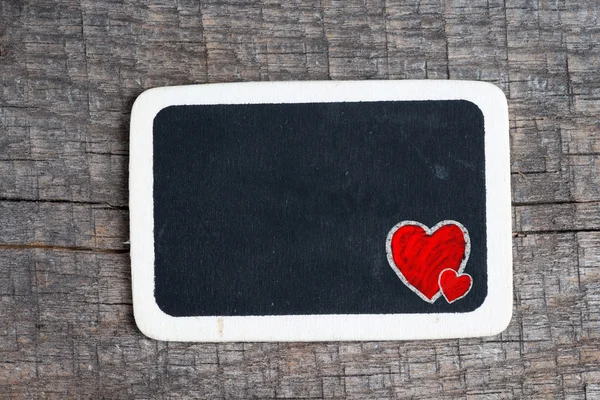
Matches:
[[438, 268, 473, 303], [387, 221, 469, 303]]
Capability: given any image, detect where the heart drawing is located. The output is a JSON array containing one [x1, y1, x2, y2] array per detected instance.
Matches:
[[385, 220, 472, 304], [438, 268, 473, 303]]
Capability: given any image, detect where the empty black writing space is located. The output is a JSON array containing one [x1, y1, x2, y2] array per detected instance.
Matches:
[[153, 100, 487, 316]]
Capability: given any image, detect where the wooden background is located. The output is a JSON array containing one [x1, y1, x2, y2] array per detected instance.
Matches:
[[0, 0, 599, 398]]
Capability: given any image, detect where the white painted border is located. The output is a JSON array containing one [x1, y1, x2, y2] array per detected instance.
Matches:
[[130, 80, 512, 342], [385, 220, 471, 304]]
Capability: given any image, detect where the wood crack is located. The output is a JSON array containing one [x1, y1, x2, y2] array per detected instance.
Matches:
[[0, 197, 127, 209], [0, 243, 129, 254]]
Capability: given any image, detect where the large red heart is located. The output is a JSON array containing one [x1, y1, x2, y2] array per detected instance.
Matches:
[[386, 221, 470, 303]]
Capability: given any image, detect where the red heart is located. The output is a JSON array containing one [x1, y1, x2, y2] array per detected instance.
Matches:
[[438, 269, 473, 303], [386, 221, 469, 303]]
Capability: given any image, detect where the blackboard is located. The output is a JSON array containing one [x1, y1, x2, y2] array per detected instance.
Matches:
[[152, 100, 487, 317], [130, 80, 512, 341]]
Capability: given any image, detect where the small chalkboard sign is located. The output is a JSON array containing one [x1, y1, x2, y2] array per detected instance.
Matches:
[[130, 81, 512, 342]]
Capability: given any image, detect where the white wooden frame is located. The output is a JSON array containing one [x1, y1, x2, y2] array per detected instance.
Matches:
[[130, 80, 512, 342]]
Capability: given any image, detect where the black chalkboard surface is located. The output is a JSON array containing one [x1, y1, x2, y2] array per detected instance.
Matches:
[[152, 99, 487, 317]]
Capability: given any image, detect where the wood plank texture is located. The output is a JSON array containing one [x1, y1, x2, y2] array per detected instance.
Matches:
[[0, 0, 599, 398]]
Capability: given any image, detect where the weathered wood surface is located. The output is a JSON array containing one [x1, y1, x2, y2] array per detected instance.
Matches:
[[0, 0, 599, 398]]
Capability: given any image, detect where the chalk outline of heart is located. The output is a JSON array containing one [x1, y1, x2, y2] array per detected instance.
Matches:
[[438, 268, 473, 304], [385, 220, 471, 304]]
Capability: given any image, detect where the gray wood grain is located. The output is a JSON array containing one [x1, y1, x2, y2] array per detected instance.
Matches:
[[0, 0, 599, 398]]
